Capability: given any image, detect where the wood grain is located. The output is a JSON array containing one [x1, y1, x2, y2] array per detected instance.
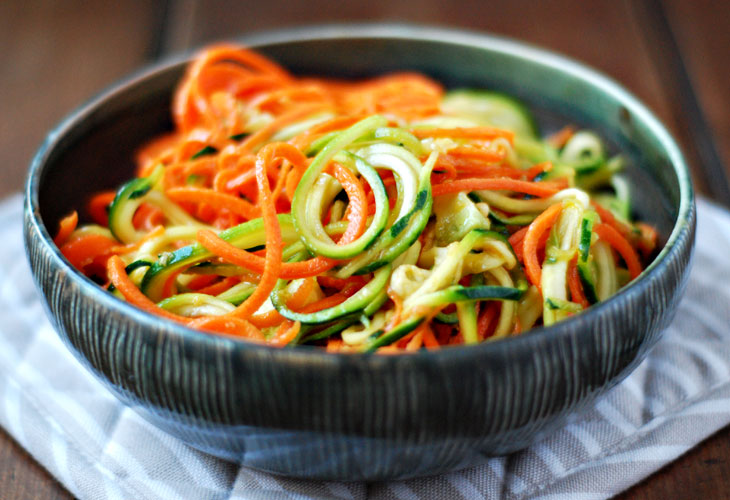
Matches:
[[0, 428, 72, 500], [180, 0, 679, 138], [1, 0, 730, 497], [166, 0, 711, 195], [0, 0, 157, 494], [662, 0, 730, 170], [617, 425, 730, 500], [0, 0, 161, 198]]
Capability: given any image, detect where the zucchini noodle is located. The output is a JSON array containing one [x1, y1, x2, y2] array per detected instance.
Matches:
[[54, 44, 658, 352]]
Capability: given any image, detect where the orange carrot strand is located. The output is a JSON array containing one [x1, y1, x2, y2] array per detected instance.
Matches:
[[166, 186, 259, 220], [270, 320, 302, 347], [594, 223, 643, 279], [227, 145, 283, 318], [61, 234, 117, 272], [568, 257, 590, 308], [54, 211, 78, 247], [188, 315, 265, 340], [107, 256, 189, 324], [523, 202, 563, 289]]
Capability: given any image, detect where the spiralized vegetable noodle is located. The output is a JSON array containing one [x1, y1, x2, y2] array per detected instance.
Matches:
[[55, 45, 658, 352]]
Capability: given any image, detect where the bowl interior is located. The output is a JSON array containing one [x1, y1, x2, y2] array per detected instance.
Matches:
[[25, 25, 695, 479], [36, 28, 685, 252]]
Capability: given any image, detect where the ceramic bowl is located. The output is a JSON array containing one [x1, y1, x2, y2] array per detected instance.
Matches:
[[24, 24, 695, 480]]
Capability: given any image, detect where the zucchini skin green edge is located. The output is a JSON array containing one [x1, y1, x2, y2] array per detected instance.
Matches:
[[577, 262, 599, 304], [107, 176, 154, 242], [411, 285, 523, 307], [291, 115, 389, 259], [350, 157, 436, 275], [137, 116, 523, 343], [441, 89, 540, 138], [270, 264, 392, 324], [140, 214, 299, 302], [299, 289, 388, 343], [296, 151, 390, 259], [577, 211, 599, 304], [364, 317, 425, 352], [363, 284, 522, 351]]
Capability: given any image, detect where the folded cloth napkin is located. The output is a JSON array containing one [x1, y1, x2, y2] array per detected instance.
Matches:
[[2, 193, 730, 500]]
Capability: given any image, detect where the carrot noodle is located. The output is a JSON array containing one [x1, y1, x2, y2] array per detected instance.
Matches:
[[196, 229, 335, 279], [167, 186, 259, 220], [269, 320, 301, 347], [326, 338, 344, 352], [289, 115, 362, 150], [568, 258, 590, 308], [60, 234, 117, 272], [186, 273, 219, 290], [591, 201, 633, 238], [546, 125, 575, 149], [249, 309, 286, 328], [508, 226, 530, 261], [107, 256, 190, 324], [133, 203, 165, 231], [421, 324, 440, 350], [405, 330, 424, 351], [299, 284, 360, 313], [286, 278, 316, 311], [227, 145, 283, 318], [328, 163, 368, 242], [188, 315, 265, 340], [54, 211, 78, 246], [87, 191, 116, 226], [594, 223, 643, 279], [194, 276, 240, 296], [55, 44, 654, 351], [385, 289, 404, 332], [526, 162, 553, 180], [477, 302, 500, 340], [636, 222, 658, 258], [523, 202, 564, 289], [313, 275, 352, 290]]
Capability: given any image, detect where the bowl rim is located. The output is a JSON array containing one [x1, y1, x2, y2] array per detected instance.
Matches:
[[25, 22, 695, 365]]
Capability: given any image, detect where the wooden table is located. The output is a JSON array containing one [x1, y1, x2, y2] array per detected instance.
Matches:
[[1, 1, 728, 497]]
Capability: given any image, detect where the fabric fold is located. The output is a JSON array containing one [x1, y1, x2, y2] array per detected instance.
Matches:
[[2, 193, 728, 500]]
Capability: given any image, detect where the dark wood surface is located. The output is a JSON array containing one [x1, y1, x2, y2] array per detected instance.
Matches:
[[663, 0, 730, 167], [1, 0, 728, 498]]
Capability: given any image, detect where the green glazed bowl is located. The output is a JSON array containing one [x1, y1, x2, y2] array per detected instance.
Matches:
[[24, 24, 695, 480]]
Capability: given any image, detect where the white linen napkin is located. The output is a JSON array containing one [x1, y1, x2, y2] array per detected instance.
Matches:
[[2, 193, 729, 500]]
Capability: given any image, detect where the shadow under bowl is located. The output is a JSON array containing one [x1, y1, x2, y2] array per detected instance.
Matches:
[[24, 24, 695, 480]]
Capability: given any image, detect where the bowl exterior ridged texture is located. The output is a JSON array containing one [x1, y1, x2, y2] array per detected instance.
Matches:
[[24, 25, 696, 480], [25, 207, 695, 479]]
